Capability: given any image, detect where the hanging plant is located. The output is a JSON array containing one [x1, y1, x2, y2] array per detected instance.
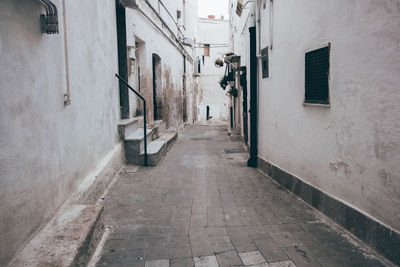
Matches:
[[226, 64, 235, 82], [215, 58, 224, 68], [227, 87, 238, 97], [219, 75, 228, 90]]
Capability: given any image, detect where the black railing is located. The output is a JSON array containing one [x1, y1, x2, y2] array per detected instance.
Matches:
[[115, 74, 148, 166]]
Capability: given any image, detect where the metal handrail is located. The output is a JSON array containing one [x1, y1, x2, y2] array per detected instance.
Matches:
[[115, 74, 148, 166]]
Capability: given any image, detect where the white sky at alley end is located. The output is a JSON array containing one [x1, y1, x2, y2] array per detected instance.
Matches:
[[198, 0, 230, 19]]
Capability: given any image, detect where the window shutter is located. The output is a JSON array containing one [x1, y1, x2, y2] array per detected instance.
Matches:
[[305, 46, 330, 104]]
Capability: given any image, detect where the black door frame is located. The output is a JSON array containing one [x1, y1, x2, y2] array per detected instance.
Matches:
[[183, 56, 187, 122], [152, 54, 161, 121], [248, 26, 258, 167], [115, 0, 129, 119], [240, 67, 248, 145]]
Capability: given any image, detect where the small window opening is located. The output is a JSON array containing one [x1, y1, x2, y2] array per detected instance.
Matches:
[[305, 45, 330, 104], [197, 58, 201, 73], [261, 47, 269, 78], [204, 44, 210, 57]]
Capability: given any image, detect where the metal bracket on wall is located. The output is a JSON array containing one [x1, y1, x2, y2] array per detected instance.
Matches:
[[37, 0, 59, 34]]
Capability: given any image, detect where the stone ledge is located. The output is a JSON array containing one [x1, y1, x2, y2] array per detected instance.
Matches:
[[257, 156, 400, 266], [8, 205, 103, 267]]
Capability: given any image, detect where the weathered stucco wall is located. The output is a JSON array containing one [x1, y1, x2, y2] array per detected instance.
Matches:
[[0, 0, 120, 264], [257, 0, 400, 231], [125, 0, 198, 128], [197, 18, 230, 121]]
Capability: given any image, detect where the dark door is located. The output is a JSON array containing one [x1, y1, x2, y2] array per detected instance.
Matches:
[[152, 54, 161, 121], [248, 27, 258, 167], [183, 56, 187, 122], [115, 0, 129, 119], [240, 67, 248, 145]]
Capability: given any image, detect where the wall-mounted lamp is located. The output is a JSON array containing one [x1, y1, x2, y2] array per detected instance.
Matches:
[[37, 0, 59, 34]]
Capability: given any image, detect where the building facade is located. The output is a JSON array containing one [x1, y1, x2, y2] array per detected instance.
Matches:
[[229, 0, 400, 264], [197, 17, 230, 121], [124, 0, 200, 128], [0, 0, 199, 264]]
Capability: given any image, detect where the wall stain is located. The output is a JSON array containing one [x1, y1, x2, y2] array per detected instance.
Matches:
[[329, 161, 351, 176], [378, 169, 400, 207]]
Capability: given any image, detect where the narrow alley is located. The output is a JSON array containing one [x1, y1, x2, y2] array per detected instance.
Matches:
[[96, 124, 390, 267], [1, 0, 400, 266]]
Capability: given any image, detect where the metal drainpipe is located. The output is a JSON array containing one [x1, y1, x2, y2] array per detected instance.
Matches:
[[62, 0, 71, 106], [269, 0, 273, 50]]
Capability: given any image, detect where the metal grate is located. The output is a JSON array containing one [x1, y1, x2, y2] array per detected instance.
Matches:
[[305, 45, 330, 104], [225, 148, 245, 154], [190, 137, 212, 141]]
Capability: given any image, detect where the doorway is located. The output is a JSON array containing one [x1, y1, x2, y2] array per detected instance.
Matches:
[[248, 27, 258, 167], [152, 54, 162, 121], [240, 67, 248, 145], [183, 56, 187, 123], [116, 0, 129, 119]]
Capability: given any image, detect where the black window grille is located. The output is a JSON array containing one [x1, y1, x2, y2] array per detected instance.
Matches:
[[305, 45, 330, 104]]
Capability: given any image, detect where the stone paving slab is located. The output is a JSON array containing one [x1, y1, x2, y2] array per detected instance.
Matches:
[[96, 124, 394, 267]]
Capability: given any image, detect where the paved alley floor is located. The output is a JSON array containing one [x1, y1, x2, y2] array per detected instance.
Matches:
[[97, 123, 392, 267]]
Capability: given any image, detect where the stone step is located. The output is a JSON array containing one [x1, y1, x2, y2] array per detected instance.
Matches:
[[123, 121, 178, 166], [158, 131, 178, 152], [124, 128, 153, 156], [8, 204, 103, 267], [118, 118, 139, 141], [127, 140, 166, 166], [138, 140, 167, 166]]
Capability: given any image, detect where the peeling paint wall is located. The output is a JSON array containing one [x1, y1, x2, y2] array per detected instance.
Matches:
[[0, 0, 120, 264], [253, 0, 400, 231], [125, 0, 199, 129]]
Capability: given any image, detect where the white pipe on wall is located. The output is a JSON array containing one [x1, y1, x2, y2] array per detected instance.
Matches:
[[269, 0, 273, 50], [62, 0, 71, 106]]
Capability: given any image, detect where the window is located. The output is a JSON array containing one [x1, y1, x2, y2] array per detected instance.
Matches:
[[197, 58, 201, 73], [261, 47, 269, 78], [305, 45, 330, 104], [204, 44, 210, 57]]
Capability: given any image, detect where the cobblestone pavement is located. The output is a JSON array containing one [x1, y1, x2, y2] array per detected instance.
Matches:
[[97, 123, 392, 267]]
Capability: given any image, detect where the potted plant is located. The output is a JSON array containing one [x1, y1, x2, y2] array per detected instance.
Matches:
[[227, 86, 238, 97], [219, 75, 228, 90], [226, 65, 235, 82], [215, 58, 224, 67]]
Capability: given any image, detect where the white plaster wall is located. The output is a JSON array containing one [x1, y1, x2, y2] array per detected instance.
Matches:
[[257, 0, 400, 231], [125, 0, 198, 127], [198, 18, 230, 121], [0, 0, 120, 264]]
